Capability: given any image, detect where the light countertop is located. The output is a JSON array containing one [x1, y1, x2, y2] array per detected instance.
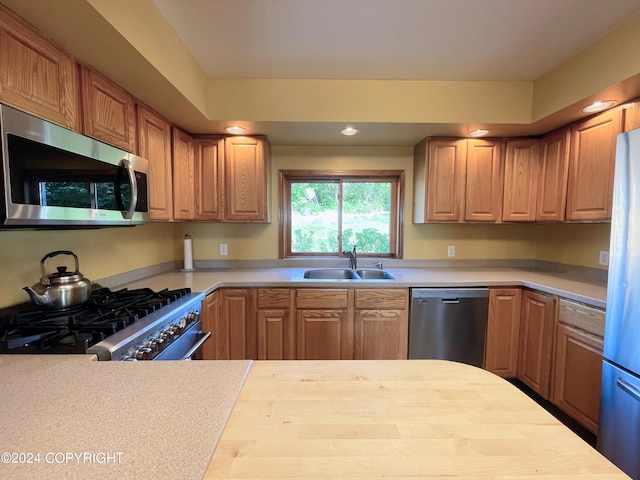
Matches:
[[205, 360, 629, 479], [0, 355, 251, 480], [118, 266, 607, 308]]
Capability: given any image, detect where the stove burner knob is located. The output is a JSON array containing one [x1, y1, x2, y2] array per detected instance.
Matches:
[[147, 337, 165, 353], [133, 346, 153, 361], [187, 310, 200, 324], [170, 323, 184, 336], [159, 329, 175, 345], [121, 356, 138, 361]]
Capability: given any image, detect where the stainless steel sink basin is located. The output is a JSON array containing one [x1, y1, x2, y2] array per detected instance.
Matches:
[[355, 269, 396, 280], [302, 268, 360, 279]]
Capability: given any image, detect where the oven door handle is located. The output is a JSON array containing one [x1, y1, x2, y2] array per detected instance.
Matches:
[[182, 331, 212, 360]]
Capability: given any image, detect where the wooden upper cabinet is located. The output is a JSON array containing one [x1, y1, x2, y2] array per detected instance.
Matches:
[[137, 105, 173, 221], [566, 109, 623, 221], [502, 139, 538, 222], [0, 6, 79, 130], [623, 99, 640, 132], [536, 128, 570, 222], [172, 127, 195, 221], [80, 66, 136, 152], [485, 288, 522, 377], [465, 139, 503, 222], [420, 138, 467, 222], [224, 136, 271, 222], [194, 136, 225, 221]]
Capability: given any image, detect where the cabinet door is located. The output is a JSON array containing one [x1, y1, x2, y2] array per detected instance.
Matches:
[[566, 109, 622, 221], [536, 129, 570, 222], [172, 127, 196, 220], [518, 290, 557, 399], [485, 288, 522, 377], [80, 66, 136, 152], [137, 105, 173, 221], [0, 7, 79, 130], [502, 139, 538, 222], [224, 136, 270, 222], [194, 137, 225, 221], [354, 310, 408, 359], [257, 310, 293, 360], [218, 289, 256, 360], [465, 139, 503, 222], [552, 323, 603, 434], [623, 99, 640, 132], [296, 309, 352, 360], [201, 291, 219, 360], [426, 138, 467, 222]]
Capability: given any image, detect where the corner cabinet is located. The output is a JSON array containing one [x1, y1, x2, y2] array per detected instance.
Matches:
[[137, 105, 173, 221], [172, 127, 196, 221], [224, 136, 271, 222], [502, 139, 539, 222], [536, 128, 570, 222], [517, 289, 557, 399], [485, 288, 522, 377], [194, 136, 225, 221], [80, 65, 136, 152], [566, 108, 623, 221]]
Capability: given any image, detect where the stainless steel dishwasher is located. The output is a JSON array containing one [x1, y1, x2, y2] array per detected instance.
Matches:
[[409, 288, 489, 367]]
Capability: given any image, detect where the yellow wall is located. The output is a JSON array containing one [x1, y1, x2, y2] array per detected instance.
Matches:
[[533, 223, 611, 267], [0, 223, 175, 308]]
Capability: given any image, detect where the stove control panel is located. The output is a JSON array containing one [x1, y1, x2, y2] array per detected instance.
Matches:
[[120, 308, 201, 361]]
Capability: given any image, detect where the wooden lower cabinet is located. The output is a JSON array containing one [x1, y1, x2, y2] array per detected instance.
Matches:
[[485, 288, 522, 377], [517, 290, 557, 399], [552, 323, 603, 434], [354, 289, 408, 360], [256, 288, 295, 360], [201, 289, 256, 360]]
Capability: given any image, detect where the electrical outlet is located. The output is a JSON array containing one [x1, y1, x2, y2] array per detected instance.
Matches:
[[447, 245, 455, 257], [599, 250, 609, 266], [220, 243, 228, 256]]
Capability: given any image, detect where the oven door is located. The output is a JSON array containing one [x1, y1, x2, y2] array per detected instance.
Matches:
[[153, 320, 212, 361]]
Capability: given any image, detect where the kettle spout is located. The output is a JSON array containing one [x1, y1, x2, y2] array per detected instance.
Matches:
[[23, 286, 50, 306]]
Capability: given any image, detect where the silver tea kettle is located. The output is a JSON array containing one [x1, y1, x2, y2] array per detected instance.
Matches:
[[23, 251, 92, 309]]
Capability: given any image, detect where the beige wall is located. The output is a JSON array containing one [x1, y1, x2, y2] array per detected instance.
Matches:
[[0, 223, 175, 308]]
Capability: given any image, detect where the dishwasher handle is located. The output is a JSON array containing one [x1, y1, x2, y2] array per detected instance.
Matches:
[[441, 298, 460, 304]]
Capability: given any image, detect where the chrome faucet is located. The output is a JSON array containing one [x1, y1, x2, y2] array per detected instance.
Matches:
[[343, 245, 357, 270]]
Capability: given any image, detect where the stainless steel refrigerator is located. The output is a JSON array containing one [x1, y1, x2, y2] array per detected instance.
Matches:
[[599, 127, 640, 480]]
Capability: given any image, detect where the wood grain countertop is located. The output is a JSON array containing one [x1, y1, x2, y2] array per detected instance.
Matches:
[[205, 360, 629, 480]]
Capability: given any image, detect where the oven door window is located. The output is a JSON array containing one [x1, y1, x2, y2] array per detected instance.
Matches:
[[8, 134, 145, 213]]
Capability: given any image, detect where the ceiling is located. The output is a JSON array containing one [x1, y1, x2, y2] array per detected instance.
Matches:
[[152, 0, 640, 82]]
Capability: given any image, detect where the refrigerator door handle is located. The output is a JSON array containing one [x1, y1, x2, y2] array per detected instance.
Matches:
[[617, 376, 640, 403]]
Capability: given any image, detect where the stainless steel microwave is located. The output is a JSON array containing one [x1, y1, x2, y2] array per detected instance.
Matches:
[[0, 104, 149, 228]]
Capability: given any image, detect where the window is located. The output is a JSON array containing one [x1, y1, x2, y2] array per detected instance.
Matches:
[[279, 170, 404, 258]]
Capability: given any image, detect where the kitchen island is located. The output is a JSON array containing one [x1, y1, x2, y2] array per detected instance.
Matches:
[[205, 360, 629, 479]]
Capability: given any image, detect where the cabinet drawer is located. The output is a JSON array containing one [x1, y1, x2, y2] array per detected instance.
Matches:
[[355, 289, 408, 310], [558, 299, 605, 338], [257, 288, 291, 309], [296, 289, 349, 309]]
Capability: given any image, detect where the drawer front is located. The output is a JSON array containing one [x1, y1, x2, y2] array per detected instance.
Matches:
[[257, 288, 291, 309], [558, 298, 605, 338], [355, 289, 408, 310], [296, 289, 349, 309]]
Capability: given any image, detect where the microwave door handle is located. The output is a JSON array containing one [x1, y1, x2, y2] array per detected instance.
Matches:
[[119, 159, 138, 219]]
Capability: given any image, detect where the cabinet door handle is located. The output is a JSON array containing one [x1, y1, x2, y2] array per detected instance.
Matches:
[[617, 377, 640, 403]]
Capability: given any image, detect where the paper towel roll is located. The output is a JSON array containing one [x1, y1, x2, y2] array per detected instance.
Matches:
[[183, 234, 194, 271]]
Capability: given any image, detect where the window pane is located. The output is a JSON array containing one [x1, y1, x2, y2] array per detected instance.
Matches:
[[290, 182, 339, 253], [342, 182, 391, 254]]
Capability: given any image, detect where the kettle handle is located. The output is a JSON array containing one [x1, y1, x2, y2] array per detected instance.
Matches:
[[40, 251, 80, 284]]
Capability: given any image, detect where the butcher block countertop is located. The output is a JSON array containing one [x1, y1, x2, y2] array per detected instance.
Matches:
[[205, 360, 629, 480]]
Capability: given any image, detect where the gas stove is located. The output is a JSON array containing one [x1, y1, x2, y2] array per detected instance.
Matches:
[[0, 286, 208, 360]]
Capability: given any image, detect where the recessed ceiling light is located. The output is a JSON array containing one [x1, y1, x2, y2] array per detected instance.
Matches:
[[580, 100, 616, 113], [467, 129, 490, 138], [225, 125, 247, 135], [340, 127, 360, 136]]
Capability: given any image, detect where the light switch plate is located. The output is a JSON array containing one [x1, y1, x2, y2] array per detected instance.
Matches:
[[599, 250, 609, 266], [220, 244, 228, 256], [447, 245, 455, 257]]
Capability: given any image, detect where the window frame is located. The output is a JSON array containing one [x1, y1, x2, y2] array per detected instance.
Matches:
[[279, 169, 404, 259]]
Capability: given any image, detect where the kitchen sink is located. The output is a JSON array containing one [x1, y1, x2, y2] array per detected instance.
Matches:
[[354, 269, 396, 280], [302, 268, 360, 279], [302, 268, 396, 280]]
